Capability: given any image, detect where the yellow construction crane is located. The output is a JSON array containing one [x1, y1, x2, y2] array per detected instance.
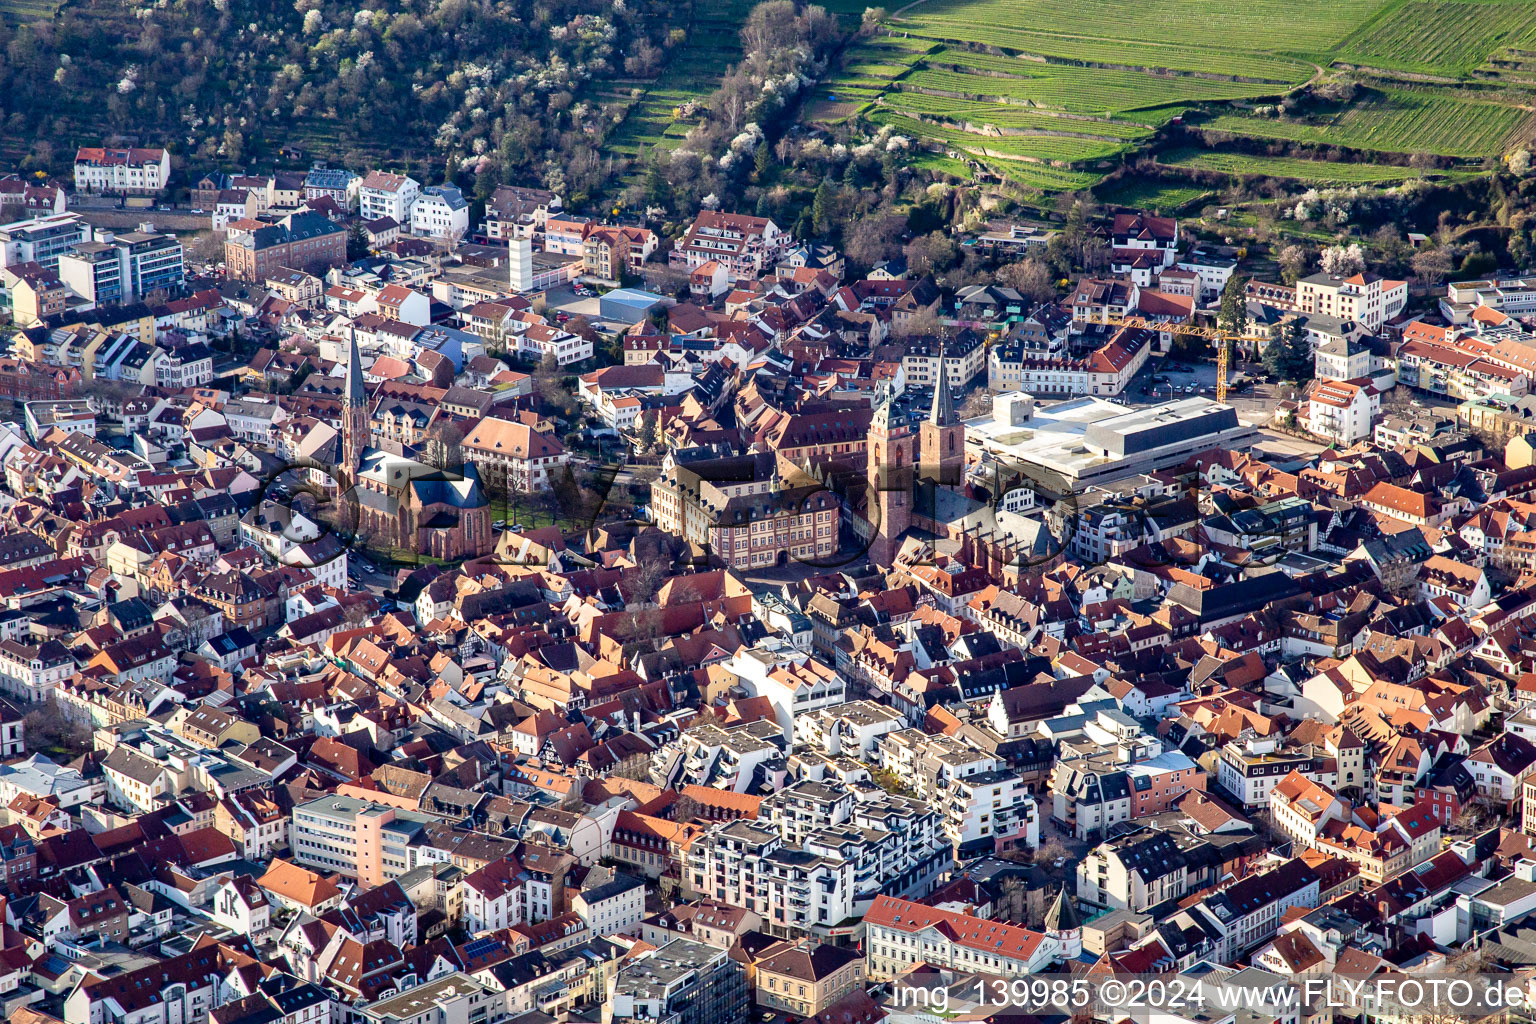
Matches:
[[1081, 313, 1246, 405]]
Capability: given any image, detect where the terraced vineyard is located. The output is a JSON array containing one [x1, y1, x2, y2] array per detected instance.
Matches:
[[805, 0, 1536, 197], [0, 0, 63, 23], [1204, 86, 1531, 158], [1155, 147, 1478, 183], [1094, 179, 1213, 212], [602, 0, 759, 169], [866, 109, 1128, 162], [603, 0, 874, 185], [1335, 0, 1536, 74], [881, 93, 1153, 139], [908, 0, 1392, 55]]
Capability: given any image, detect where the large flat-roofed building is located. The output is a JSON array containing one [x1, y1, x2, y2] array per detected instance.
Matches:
[[291, 793, 438, 886], [610, 938, 749, 1024], [0, 213, 90, 272], [358, 973, 500, 1024], [965, 394, 1261, 487]]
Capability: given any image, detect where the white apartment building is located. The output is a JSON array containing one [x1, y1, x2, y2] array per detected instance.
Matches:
[[726, 643, 847, 739], [1441, 276, 1536, 324], [797, 700, 904, 758], [1295, 271, 1407, 331], [506, 321, 592, 365], [686, 818, 856, 938], [0, 637, 76, 702], [670, 211, 789, 278], [410, 185, 470, 239], [1305, 378, 1379, 445], [239, 501, 348, 590], [73, 146, 171, 193], [462, 856, 527, 933], [1216, 736, 1336, 811], [0, 213, 90, 272], [1106, 211, 1179, 286], [358, 171, 421, 223], [1171, 248, 1239, 302], [865, 895, 1059, 981], [572, 870, 645, 936], [940, 768, 1039, 859]]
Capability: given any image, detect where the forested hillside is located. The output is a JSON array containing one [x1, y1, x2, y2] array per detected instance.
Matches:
[[0, 0, 701, 202]]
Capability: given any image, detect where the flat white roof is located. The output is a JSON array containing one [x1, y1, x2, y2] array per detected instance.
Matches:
[[965, 395, 1257, 484]]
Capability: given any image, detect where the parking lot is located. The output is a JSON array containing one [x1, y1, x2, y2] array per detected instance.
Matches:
[[540, 284, 634, 335], [1116, 355, 1287, 427], [1122, 354, 1245, 403], [543, 283, 600, 318]]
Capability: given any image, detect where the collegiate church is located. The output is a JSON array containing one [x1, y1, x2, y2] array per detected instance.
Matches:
[[338, 331, 494, 561], [861, 356, 1060, 579]]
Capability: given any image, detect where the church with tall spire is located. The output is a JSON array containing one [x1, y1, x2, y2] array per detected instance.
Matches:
[[857, 331, 1060, 577], [334, 327, 493, 562], [865, 352, 969, 566], [865, 383, 914, 567], [919, 347, 964, 490], [342, 327, 368, 482]]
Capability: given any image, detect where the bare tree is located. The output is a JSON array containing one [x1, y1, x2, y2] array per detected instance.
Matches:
[[891, 306, 943, 339], [1412, 246, 1454, 286], [624, 545, 673, 607], [997, 258, 1056, 303]]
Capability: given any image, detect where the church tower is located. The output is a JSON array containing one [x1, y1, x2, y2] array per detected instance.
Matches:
[[867, 387, 913, 566], [1044, 886, 1082, 961], [342, 327, 368, 480], [920, 348, 965, 489]]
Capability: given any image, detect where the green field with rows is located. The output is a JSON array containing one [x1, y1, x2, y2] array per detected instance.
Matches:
[[866, 109, 1128, 162], [0, 0, 64, 22], [1093, 179, 1214, 211], [890, 23, 1318, 82], [882, 93, 1154, 140], [1204, 87, 1530, 157], [1335, 0, 1536, 74], [806, 0, 1536, 196], [908, 0, 1392, 54], [1155, 147, 1467, 183]]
